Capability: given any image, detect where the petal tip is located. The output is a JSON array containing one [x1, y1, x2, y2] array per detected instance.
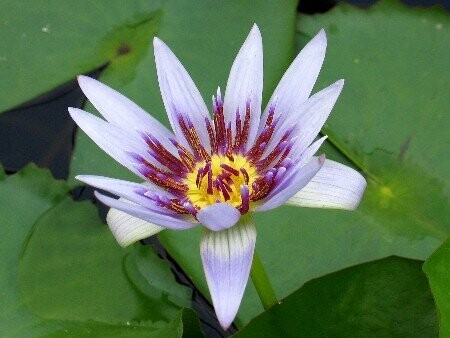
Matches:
[[75, 174, 95, 185], [308, 28, 327, 55], [317, 28, 327, 40], [77, 74, 88, 82], [314, 28, 327, 48], [67, 107, 80, 117], [247, 24, 262, 45], [77, 75, 96, 92], [250, 23, 261, 36], [153, 36, 165, 51], [218, 317, 234, 331]]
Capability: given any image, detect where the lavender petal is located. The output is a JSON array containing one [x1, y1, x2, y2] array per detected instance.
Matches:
[[200, 215, 256, 329]]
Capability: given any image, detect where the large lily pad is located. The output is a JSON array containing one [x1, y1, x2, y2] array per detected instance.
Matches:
[[159, 0, 450, 326], [423, 237, 450, 336], [0, 165, 195, 336], [18, 198, 190, 324], [236, 257, 438, 337]]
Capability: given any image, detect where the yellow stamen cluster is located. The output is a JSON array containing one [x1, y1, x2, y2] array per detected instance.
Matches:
[[185, 154, 258, 208]]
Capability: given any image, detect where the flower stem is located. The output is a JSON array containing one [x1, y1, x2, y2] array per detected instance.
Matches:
[[250, 250, 278, 310]]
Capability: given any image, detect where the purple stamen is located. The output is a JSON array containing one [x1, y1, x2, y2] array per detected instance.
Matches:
[[134, 187, 147, 196], [144, 191, 159, 201], [159, 195, 171, 205], [126, 151, 145, 163], [183, 201, 197, 216], [240, 167, 249, 184], [206, 162, 213, 194], [216, 179, 230, 200], [221, 163, 240, 176], [157, 173, 167, 180], [240, 185, 250, 213], [264, 171, 274, 184], [279, 158, 292, 169], [196, 167, 204, 187], [274, 166, 287, 185]]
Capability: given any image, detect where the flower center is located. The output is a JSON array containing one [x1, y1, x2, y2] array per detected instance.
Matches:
[[132, 89, 295, 218], [185, 154, 258, 209]]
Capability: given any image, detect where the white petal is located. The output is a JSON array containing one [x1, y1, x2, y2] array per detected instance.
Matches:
[[257, 155, 325, 211], [154, 38, 211, 151], [260, 29, 327, 126], [77, 76, 174, 143], [106, 199, 165, 247], [224, 24, 263, 150], [200, 216, 256, 330], [197, 203, 241, 231], [95, 192, 197, 231], [286, 159, 367, 210], [69, 108, 153, 178]]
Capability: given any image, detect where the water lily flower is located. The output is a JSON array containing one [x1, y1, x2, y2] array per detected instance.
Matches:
[[69, 24, 366, 330]]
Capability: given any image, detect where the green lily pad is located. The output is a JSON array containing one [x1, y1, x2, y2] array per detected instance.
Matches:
[[0, 165, 195, 336], [235, 257, 438, 337], [0, 164, 69, 336], [0, 0, 164, 113], [423, 237, 450, 337], [18, 197, 190, 324], [159, 0, 450, 326]]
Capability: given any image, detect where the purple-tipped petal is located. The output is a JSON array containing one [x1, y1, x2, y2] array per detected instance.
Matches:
[[262, 80, 343, 157], [200, 216, 256, 329], [197, 203, 241, 231], [286, 159, 367, 210], [76, 175, 177, 215], [257, 155, 325, 211], [224, 24, 263, 150], [77, 76, 174, 143], [263, 136, 327, 197], [95, 192, 197, 231], [260, 29, 327, 126], [68, 108, 156, 179], [285, 80, 343, 155], [153, 37, 211, 151], [106, 199, 165, 247]]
